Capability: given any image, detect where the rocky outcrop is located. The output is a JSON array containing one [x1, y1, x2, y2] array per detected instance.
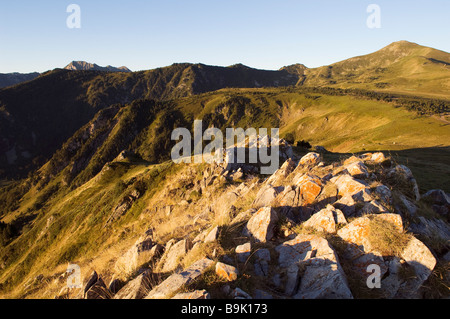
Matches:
[[67, 151, 447, 300]]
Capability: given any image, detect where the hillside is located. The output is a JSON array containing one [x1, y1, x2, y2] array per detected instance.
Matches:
[[0, 41, 449, 300], [0, 65, 298, 179], [0, 73, 40, 89], [298, 41, 450, 99], [0, 148, 448, 299]]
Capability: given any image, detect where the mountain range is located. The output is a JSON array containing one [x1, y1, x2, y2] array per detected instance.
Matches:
[[1, 40, 449, 97], [0, 40, 449, 299], [64, 61, 132, 73]]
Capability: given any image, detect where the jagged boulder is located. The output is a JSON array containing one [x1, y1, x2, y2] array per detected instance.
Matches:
[[299, 152, 322, 166], [295, 174, 323, 206], [360, 200, 389, 215], [396, 237, 437, 298], [115, 230, 162, 276], [344, 161, 369, 178], [204, 226, 219, 243], [373, 185, 392, 204], [235, 243, 251, 263], [83, 273, 113, 299], [370, 152, 387, 164], [275, 235, 352, 299], [215, 262, 239, 281], [243, 207, 279, 242], [146, 258, 214, 299], [330, 174, 369, 197], [303, 204, 347, 233], [252, 184, 282, 209], [157, 238, 192, 273], [83, 271, 99, 297], [409, 216, 450, 243], [213, 190, 240, 222], [294, 263, 353, 299], [114, 270, 154, 299], [108, 278, 124, 295], [265, 158, 296, 186]]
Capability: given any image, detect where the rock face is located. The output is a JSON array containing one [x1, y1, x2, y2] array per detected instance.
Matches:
[[157, 239, 192, 273], [296, 174, 323, 205], [243, 207, 279, 242], [253, 185, 282, 209], [114, 270, 154, 299], [275, 235, 353, 299], [115, 230, 162, 276], [303, 204, 347, 233], [265, 158, 296, 186], [397, 237, 437, 298], [337, 213, 404, 255], [299, 152, 322, 166], [146, 259, 214, 299], [331, 175, 368, 197]]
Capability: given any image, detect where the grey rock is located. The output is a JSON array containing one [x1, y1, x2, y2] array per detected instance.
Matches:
[[293, 263, 353, 299], [254, 249, 271, 277], [85, 277, 113, 299], [232, 288, 252, 299], [243, 207, 279, 242], [157, 239, 192, 273], [204, 226, 219, 243], [146, 258, 214, 299], [235, 243, 251, 263], [253, 184, 281, 209], [114, 270, 154, 299], [253, 289, 273, 299], [172, 290, 211, 299]]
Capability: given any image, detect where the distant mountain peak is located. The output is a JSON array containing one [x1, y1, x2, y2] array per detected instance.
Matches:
[[64, 61, 131, 73], [228, 63, 252, 69]]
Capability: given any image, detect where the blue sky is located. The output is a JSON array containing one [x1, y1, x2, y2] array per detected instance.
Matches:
[[0, 0, 449, 73]]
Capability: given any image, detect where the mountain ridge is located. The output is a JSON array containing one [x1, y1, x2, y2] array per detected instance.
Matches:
[[64, 61, 132, 73], [0, 40, 449, 180]]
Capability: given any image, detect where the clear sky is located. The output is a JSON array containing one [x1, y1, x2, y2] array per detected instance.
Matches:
[[0, 0, 449, 73]]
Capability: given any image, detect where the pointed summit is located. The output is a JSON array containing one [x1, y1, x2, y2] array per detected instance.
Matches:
[[64, 61, 131, 73]]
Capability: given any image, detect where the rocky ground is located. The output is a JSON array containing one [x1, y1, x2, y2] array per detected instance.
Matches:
[[56, 149, 450, 299]]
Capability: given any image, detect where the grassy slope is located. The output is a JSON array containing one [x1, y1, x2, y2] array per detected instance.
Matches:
[[1, 87, 449, 298], [173, 88, 450, 153], [302, 41, 450, 100]]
